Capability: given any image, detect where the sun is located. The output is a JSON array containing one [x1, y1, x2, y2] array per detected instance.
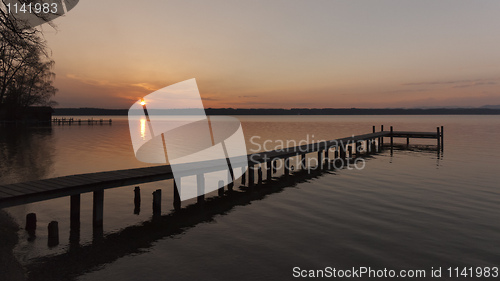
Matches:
[[140, 99, 146, 106]]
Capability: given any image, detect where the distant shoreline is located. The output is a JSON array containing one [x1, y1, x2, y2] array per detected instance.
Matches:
[[53, 107, 500, 116]]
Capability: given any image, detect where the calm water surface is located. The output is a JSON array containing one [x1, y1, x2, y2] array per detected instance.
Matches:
[[1, 115, 500, 280]]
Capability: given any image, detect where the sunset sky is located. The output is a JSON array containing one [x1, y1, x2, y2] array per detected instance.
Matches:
[[42, 0, 500, 109]]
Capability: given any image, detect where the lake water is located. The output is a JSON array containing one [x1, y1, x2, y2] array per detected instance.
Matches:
[[1, 115, 500, 280]]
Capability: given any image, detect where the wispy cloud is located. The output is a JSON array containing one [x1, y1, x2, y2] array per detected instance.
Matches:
[[402, 78, 499, 87]]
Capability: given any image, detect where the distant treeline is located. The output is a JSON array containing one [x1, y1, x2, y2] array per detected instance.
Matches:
[[53, 107, 500, 116]]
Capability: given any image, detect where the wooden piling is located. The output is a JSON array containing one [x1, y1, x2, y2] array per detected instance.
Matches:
[[381, 125, 384, 147], [25, 213, 37, 231], [390, 126, 394, 148], [324, 148, 329, 162], [93, 190, 104, 228], [437, 127, 441, 149], [284, 158, 290, 176], [173, 179, 181, 210], [241, 167, 246, 185], [228, 169, 234, 191], [372, 125, 375, 133], [218, 180, 224, 196], [266, 161, 272, 181], [258, 167, 263, 185], [197, 174, 205, 203], [248, 166, 255, 187], [440, 125, 444, 150], [152, 189, 161, 215], [48, 221, 59, 247], [301, 154, 306, 170], [70, 194, 80, 228], [317, 150, 323, 168]]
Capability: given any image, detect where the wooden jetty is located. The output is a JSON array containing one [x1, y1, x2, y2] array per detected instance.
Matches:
[[0, 125, 443, 243], [52, 118, 112, 125]]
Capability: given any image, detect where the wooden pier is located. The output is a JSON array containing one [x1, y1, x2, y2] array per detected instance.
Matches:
[[52, 118, 112, 125], [0, 125, 443, 245]]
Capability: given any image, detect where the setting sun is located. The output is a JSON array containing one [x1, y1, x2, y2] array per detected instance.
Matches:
[[140, 99, 146, 106]]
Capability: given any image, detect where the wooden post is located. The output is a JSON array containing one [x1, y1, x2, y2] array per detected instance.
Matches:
[[390, 126, 394, 149], [324, 149, 329, 162], [317, 150, 323, 168], [301, 154, 306, 170], [197, 174, 205, 203], [93, 189, 104, 228], [70, 194, 80, 228], [284, 158, 290, 176], [228, 169, 234, 191], [258, 167, 263, 186], [25, 213, 37, 232], [373, 125, 375, 133], [380, 125, 384, 147], [48, 221, 59, 247], [406, 137, 410, 148], [173, 179, 181, 210], [437, 127, 441, 150], [266, 161, 272, 181], [272, 160, 277, 174], [218, 180, 224, 196], [248, 165, 255, 187], [241, 167, 246, 185], [334, 147, 339, 159], [349, 143, 354, 159], [152, 189, 161, 215], [440, 125, 444, 151]]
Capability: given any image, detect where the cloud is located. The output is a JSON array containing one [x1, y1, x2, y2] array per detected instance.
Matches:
[[402, 78, 499, 87]]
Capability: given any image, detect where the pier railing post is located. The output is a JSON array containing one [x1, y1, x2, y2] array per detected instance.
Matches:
[[93, 189, 104, 228]]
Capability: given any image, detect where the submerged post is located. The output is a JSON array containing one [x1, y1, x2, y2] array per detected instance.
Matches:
[[93, 189, 104, 228], [173, 179, 181, 210], [48, 221, 59, 247], [25, 213, 37, 233]]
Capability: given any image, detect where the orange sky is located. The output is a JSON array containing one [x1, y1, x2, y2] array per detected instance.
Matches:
[[43, 0, 500, 109]]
